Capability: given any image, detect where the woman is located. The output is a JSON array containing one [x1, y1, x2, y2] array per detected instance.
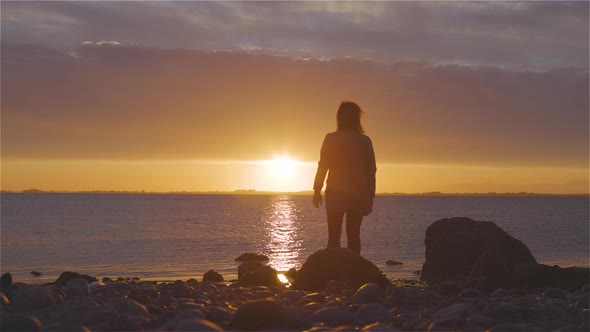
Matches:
[[312, 101, 376, 254]]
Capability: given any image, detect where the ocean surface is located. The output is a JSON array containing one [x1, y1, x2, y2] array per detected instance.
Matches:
[[1, 193, 588, 284]]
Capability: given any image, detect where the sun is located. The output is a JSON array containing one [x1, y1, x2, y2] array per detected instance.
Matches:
[[268, 156, 297, 177], [256, 155, 305, 192]]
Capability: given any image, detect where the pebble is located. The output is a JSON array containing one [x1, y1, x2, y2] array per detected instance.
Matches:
[[146, 304, 164, 315], [353, 283, 385, 304], [3, 270, 589, 332], [65, 278, 90, 298], [1, 291, 10, 305], [354, 303, 391, 325], [1, 272, 13, 289], [462, 324, 486, 331], [465, 313, 496, 328], [231, 299, 284, 330], [427, 318, 465, 331], [576, 293, 589, 309], [11, 287, 57, 311], [543, 288, 567, 299], [172, 282, 193, 298], [204, 305, 234, 325], [303, 292, 326, 303], [489, 288, 506, 298], [280, 289, 305, 302], [541, 301, 571, 316], [312, 306, 354, 326], [174, 318, 223, 331], [459, 288, 483, 298], [487, 322, 522, 331], [106, 296, 148, 316], [203, 270, 224, 283], [62, 298, 101, 323], [435, 303, 474, 319], [362, 322, 399, 331], [1, 313, 42, 331]]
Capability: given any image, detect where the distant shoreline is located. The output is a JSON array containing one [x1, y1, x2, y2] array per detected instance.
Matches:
[[1, 190, 588, 197]]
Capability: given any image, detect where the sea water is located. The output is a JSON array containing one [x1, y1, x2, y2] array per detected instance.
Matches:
[[1, 193, 588, 284]]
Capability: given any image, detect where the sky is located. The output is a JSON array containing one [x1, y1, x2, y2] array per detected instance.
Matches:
[[1, 1, 589, 193]]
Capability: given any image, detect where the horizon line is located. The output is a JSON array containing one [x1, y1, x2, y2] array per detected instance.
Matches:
[[3, 189, 589, 197]]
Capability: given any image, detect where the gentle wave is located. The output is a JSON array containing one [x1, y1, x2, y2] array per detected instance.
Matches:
[[1, 193, 588, 283]]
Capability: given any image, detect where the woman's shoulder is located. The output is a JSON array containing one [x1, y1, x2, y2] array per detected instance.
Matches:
[[328, 131, 372, 140], [355, 132, 373, 143], [324, 131, 339, 139]]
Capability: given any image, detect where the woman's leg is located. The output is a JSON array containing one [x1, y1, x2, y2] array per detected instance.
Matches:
[[326, 209, 345, 249], [346, 212, 364, 254]]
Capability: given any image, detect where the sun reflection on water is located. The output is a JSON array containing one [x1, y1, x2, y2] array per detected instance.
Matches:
[[263, 196, 304, 273]]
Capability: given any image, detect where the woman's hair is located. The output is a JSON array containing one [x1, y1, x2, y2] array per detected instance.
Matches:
[[337, 101, 365, 134]]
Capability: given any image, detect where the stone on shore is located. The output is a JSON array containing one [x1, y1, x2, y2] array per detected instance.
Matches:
[[1, 272, 13, 289], [1, 292, 9, 306], [238, 262, 264, 279], [354, 303, 391, 325], [420, 217, 536, 288], [353, 283, 385, 304], [576, 293, 589, 309], [105, 296, 148, 316], [65, 278, 90, 298], [1, 313, 42, 331], [386, 260, 403, 265], [231, 299, 285, 330], [293, 248, 391, 291], [543, 288, 567, 299], [234, 253, 269, 262], [202, 270, 224, 283], [427, 318, 465, 331], [510, 263, 589, 290], [11, 287, 57, 311], [1, 269, 588, 332], [174, 318, 223, 331], [172, 282, 193, 298], [312, 306, 354, 326], [53, 272, 98, 286], [239, 265, 282, 287]]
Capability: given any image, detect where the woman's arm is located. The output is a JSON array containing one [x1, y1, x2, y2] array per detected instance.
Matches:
[[368, 137, 376, 198], [313, 135, 329, 207]]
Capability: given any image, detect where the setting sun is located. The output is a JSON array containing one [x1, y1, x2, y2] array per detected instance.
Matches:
[[251, 155, 314, 192], [267, 156, 298, 177]]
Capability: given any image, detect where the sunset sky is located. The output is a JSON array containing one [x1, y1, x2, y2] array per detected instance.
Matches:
[[1, 1, 589, 193]]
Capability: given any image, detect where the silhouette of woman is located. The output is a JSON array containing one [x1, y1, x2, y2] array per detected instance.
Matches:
[[313, 101, 376, 254]]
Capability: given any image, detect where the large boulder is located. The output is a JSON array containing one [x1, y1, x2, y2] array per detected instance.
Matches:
[[510, 263, 589, 290], [292, 248, 391, 291], [420, 217, 536, 283], [53, 272, 98, 286], [238, 262, 264, 279]]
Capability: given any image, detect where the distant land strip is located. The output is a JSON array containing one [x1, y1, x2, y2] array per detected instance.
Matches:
[[1, 189, 588, 197]]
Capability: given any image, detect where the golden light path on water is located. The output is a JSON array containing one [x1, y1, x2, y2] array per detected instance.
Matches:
[[263, 196, 303, 283]]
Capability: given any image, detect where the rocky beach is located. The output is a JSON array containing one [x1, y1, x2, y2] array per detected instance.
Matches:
[[2, 218, 589, 332]]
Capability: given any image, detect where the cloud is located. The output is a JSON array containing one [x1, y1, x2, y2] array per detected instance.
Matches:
[[81, 40, 121, 46], [1, 43, 588, 168], [1, 1, 587, 70]]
